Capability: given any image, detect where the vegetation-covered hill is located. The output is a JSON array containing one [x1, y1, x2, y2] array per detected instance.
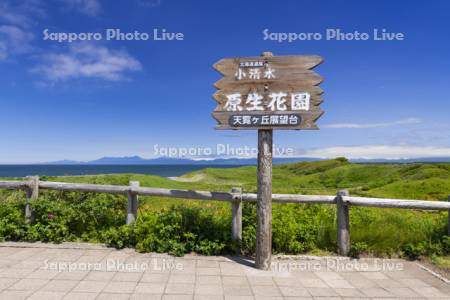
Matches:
[[180, 157, 450, 200], [0, 158, 449, 268]]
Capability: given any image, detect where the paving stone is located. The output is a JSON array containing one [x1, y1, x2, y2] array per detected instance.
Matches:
[[84, 271, 116, 281], [1, 244, 450, 300], [54, 271, 89, 281], [9, 278, 49, 291], [385, 287, 422, 297], [162, 294, 193, 300], [103, 281, 137, 293], [360, 271, 389, 280], [196, 275, 221, 285], [411, 286, 449, 298], [196, 267, 220, 275], [27, 291, 66, 300], [196, 260, 219, 268], [131, 294, 162, 300], [314, 272, 343, 280], [0, 278, 18, 291], [346, 278, 378, 288], [0, 268, 34, 278], [112, 271, 143, 282], [141, 273, 169, 283], [223, 284, 252, 296], [194, 295, 223, 300], [360, 287, 395, 297], [247, 276, 275, 286], [169, 274, 196, 284], [278, 285, 310, 297], [399, 277, 432, 288], [273, 276, 302, 287], [135, 282, 166, 294], [298, 278, 328, 288], [26, 269, 59, 280], [306, 287, 339, 297], [165, 283, 195, 295], [254, 297, 283, 300], [62, 292, 98, 300], [334, 288, 365, 297], [72, 280, 108, 293], [0, 290, 33, 300], [194, 284, 223, 295], [323, 278, 354, 288], [251, 285, 282, 297], [222, 276, 248, 286], [96, 293, 131, 299], [40, 280, 79, 292]]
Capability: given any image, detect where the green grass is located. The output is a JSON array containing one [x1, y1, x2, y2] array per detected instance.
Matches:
[[0, 158, 449, 265]]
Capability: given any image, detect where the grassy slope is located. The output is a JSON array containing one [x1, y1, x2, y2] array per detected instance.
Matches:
[[4, 159, 448, 265], [180, 158, 450, 200]]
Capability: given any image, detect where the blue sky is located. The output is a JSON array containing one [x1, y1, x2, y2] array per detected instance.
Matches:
[[1, 0, 450, 163]]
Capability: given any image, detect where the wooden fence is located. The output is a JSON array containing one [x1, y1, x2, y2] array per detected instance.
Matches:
[[0, 176, 449, 256]]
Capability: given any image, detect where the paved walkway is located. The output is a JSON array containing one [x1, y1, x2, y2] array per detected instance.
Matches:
[[0, 242, 448, 300]]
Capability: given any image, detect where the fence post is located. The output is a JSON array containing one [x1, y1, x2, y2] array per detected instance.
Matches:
[[231, 187, 243, 248], [448, 195, 450, 236], [336, 189, 350, 256], [25, 176, 39, 221], [127, 181, 140, 225]]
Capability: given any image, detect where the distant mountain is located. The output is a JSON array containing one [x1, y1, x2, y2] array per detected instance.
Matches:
[[45, 160, 83, 165], [43, 156, 317, 165], [42, 156, 450, 165]]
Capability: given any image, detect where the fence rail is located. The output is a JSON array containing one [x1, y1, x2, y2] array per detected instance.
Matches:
[[0, 177, 449, 256]]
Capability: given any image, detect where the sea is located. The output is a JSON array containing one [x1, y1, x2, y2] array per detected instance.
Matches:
[[0, 165, 240, 178]]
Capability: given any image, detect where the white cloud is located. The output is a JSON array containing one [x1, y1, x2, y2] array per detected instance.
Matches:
[[0, 0, 45, 27], [323, 118, 421, 129], [59, 0, 102, 16], [0, 25, 34, 60], [301, 145, 450, 159], [32, 43, 142, 81]]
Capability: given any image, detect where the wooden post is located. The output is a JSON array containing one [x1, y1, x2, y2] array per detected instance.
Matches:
[[127, 181, 139, 225], [25, 176, 39, 221], [231, 187, 242, 247], [255, 129, 273, 270], [448, 195, 450, 236], [336, 190, 350, 256]]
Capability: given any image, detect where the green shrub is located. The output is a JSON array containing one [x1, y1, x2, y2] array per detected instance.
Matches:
[[349, 242, 368, 258]]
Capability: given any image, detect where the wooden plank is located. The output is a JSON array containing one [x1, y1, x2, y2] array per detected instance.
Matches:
[[127, 181, 139, 225], [214, 55, 324, 76], [214, 82, 324, 95], [39, 181, 131, 194], [336, 190, 350, 256], [0, 180, 30, 189], [212, 110, 324, 130], [231, 187, 243, 247], [344, 196, 450, 210], [214, 69, 323, 88], [213, 90, 324, 107], [25, 176, 39, 221], [1, 180, 449, 210], [255, 129, 273, 270], [215, 77, 322, 90], [213, 100, 323, 114]]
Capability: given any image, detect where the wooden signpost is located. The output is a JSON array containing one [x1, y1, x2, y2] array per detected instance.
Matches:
[[212, 52, 324, 270]]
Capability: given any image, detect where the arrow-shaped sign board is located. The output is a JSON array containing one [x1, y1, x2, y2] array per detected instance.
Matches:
[[212, 54, 325, 130]]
